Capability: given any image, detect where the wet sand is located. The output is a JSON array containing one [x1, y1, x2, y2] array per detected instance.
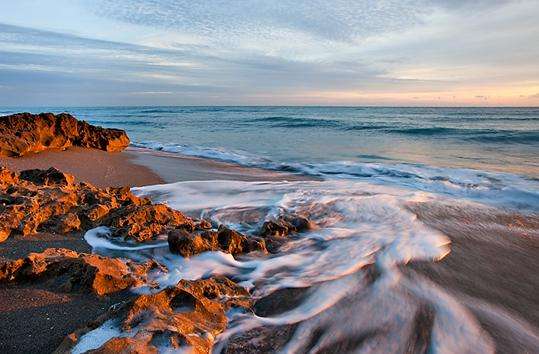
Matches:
[[407, 202, 539, 352], [0, 146, 311, 188], [127, 147, 313, 183], [0, 283, 129, 354], [0, 146, 164, 187]]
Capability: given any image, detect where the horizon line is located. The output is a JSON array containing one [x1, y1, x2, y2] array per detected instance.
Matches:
[[1, 105, 538, 109]]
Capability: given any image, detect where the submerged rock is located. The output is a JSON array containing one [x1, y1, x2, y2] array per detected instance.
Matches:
[[168, 225, 267, 257], [258, 213, 315, 252], [259, 214, 314, 238], [0, 112, 130, 157], [0, 248, 160, 296]]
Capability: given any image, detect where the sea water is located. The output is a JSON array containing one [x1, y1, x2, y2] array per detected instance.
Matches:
[[2, 106, 538, 176]]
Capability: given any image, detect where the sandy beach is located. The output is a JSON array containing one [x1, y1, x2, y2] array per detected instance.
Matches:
[[0, 146, 311, 187]]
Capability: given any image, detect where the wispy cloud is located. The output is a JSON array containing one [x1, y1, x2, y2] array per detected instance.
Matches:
[[0, 0, 538, 105]]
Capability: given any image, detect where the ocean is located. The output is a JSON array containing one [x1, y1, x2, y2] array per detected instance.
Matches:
[[2, 106, 538, 210], [3, 106, 539, 351], [2, 106, 537, 176]]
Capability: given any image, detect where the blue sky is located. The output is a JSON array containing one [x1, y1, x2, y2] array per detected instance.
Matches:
[[0, 0, 538, 106]]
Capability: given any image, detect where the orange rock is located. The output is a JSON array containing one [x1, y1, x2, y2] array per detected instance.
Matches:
[[78, 277, 252, 354], [106, 203, 195, 242], [19, 167, 75, 187], [0, 248, 160, 296], [88, 334, 158, 354], [0, 167, 194, 243], [168, 226, 266, 257], [0, 166, 19, 187], [0, 112, 130, 157]]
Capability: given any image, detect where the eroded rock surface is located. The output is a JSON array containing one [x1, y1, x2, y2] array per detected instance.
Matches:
[[59, 277, 252, 354], [259, 214, 314, 238], [0, 112, 130, 157], [258, 214, 315, 252], [168, 225, 267, 257], [0, 248, 160, 296], [0, 166, 194, 243]]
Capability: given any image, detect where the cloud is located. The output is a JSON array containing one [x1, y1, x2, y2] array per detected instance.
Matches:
[[0, 1, 538, 105], [89, 0, 427, 43]]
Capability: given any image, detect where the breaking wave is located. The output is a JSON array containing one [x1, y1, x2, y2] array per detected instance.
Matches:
[[133, 141, 539, 212]]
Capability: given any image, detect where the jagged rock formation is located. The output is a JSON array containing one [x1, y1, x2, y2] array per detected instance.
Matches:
[[0, 165, 319, 353], [0, 112, 130, 157], [1, 165, 310, 256], [56, 277, 252, 354], [259, 214, 314, 238], [0, 166, 194, 243], [0, 248, 161, 296], [0, 247, 254, 353]]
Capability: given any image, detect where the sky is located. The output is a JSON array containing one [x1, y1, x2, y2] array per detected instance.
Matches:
[[0, 0, 538, 106]]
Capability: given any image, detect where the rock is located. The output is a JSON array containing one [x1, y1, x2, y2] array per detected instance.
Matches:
[[195, 218, 213, 230], [258, 214, 314, 252], [217, 225, 248, 254], [51, 212, 82, 234], [19, 167, 75, 187], [63, 277, 252, 354], [168, 226, 266, 257], [0, 166, 194, 243], [260, 220, 289, 238], [0, 112, 129, 157], [168, 229, 213, 257], [88, 335, 157, 354], [106, 203, 195, 242], [0, 248, 160, 296], [259, 214, 314, 238], [0, 166, 19, 187]]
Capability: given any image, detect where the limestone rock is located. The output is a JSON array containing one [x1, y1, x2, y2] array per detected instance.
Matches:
[[0, 166, 194, 242], [168, 226, 266, 257], [0, 112, 129, 157], [66, 277, 251, 354], [106, 203, 195, 242], [258, 213, 315, 252], [259, 214, 313, 238], [0, 248, 160, 296]]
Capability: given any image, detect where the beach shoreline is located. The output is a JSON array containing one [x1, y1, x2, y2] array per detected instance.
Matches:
[[0, 146, 312, 188], [0, 145, 538, 353]]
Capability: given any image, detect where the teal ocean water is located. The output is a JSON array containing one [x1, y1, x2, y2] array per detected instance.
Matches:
[[0, 107, 539, 173], [2, 106, 537, 173], [2, 106, 537, 210]]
